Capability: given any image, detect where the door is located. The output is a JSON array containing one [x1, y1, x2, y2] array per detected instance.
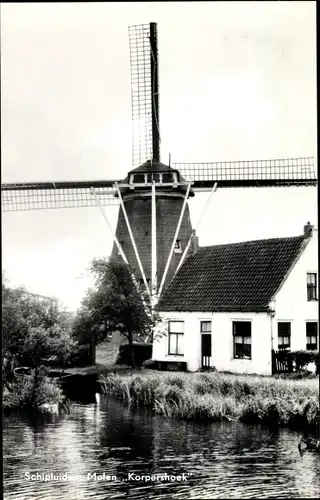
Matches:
[[201, 334, 212, 368]]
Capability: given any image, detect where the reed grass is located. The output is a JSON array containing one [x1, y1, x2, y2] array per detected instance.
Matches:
[[99, 371, 319, 430]]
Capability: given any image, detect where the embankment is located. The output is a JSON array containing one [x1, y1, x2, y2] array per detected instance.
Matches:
[[100, 371, 319, 431]]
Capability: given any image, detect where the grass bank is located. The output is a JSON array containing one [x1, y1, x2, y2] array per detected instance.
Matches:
[[99, 371, 319, 432]]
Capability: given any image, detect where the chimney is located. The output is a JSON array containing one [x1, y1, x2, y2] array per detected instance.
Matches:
[[190, 230, 199, 253], [304, 221, 314, 239]]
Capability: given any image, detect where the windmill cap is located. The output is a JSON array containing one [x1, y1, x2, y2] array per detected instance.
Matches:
[[116, 159, 194, 197], [128, 159, 175, 175]]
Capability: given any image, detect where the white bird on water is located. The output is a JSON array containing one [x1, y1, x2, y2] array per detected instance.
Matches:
[[95, 393, 101, 405]]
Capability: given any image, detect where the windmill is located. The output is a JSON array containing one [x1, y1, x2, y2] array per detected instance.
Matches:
[[2, 22, 317, 310]]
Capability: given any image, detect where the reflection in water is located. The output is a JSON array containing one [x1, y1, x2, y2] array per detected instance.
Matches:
[[4, 397, 320, 499]]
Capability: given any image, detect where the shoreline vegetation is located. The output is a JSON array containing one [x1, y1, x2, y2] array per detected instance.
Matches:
[[2, 364, 131, 415], [3, 368, 64, 415], [99, 370, 319, 432], [2, 363, 129, 415]]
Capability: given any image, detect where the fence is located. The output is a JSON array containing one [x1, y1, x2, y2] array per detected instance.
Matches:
[[272, 350, 293, 374], [271, 349, 319, 375]]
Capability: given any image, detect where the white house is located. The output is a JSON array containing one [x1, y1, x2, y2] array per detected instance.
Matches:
[[153, 223, 318, 375]]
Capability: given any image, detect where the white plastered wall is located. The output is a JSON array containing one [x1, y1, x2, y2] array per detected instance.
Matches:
[[272, 235, 318, 351], [153, 310, 272, 375]]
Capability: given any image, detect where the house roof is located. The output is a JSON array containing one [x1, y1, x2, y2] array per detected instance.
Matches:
[[157, 235, 308, 312]]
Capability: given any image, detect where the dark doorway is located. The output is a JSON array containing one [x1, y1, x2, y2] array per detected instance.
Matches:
[[201, 334, 212, 368]]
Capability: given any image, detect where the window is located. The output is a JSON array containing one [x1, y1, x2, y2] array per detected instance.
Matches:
[[307, 273, 317, 301], [133, 173, 146, 184], [162, 172, 173, 183], [174, 240, 182, 253], [278, 322, 291, 350], [306, 322, 318, 350], [168, 321, 184, 356], [233, 321, 251, 359], [200, 321, 212, 332]]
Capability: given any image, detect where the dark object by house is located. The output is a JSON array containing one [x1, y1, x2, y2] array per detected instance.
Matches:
[[157, 235, 308, 312], [145, 360, 187, 371], [116, 343, 152, 367]]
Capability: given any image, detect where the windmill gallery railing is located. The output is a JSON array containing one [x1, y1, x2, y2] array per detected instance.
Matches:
[[1, 157, 316, 212]]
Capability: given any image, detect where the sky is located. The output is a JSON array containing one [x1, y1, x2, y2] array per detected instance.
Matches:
[[1, 1, 317, 311]]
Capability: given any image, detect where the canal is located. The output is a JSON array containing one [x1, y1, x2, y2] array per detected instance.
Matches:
[[3, 396, 320, 499]]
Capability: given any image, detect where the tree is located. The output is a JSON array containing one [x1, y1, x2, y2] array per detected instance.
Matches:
[[2, 277, 78, 399], [21, 324, 77, 405], [3, 285, 68, 355], [74, 258, 159, 367]]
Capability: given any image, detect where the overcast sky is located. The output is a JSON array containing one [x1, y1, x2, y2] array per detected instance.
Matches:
[[1, 2, 317, 310]]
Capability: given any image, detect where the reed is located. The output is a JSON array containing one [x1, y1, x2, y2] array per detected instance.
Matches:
[[99, 371, 319, 430]]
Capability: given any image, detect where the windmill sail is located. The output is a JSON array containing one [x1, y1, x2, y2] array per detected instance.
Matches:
[[129, 22, 160, 168], [1, 180, 118, 212], [175, 156, 317, 188], [1, 23, 316, 213], [1, 157, 316, 212]]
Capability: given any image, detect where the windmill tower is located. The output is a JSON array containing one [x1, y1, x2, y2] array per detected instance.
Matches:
[[1, 22, 317, 308], [110, 23, 195, 298], [111, 159, 195, 295]]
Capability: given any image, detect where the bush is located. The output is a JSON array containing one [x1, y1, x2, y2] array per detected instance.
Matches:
[[291, 350, 319, 372], [3, 368, 64, 411], [116, 343, 152, 367], [34, 376, 64, 407], [41, 343, 92, 368], [142, 359, 159, 369], [68, 343, 92, 367], [198, 366, 217, 372], [274, 350, 319, 375]]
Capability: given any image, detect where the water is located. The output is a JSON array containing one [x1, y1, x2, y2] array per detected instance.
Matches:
[[3, 397, 320, 499]]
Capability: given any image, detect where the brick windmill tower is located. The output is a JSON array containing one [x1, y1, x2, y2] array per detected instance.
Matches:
[[111, 159, 195, 296], [1, 22, 316, 309]]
